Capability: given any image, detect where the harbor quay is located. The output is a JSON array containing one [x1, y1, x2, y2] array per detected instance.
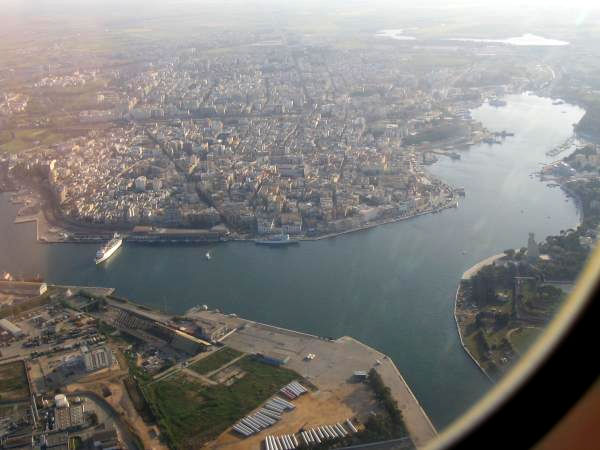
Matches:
[[158, 306, 438, 447], [1, 281, 437, 448]]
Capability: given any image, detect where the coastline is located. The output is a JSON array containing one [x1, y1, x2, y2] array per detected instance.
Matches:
[[3, 280, 437, 446], [453, 173, 587, 381], [453, 254, 506, 382], [6, 189, 459, 245], [299, 197, 459, 242]]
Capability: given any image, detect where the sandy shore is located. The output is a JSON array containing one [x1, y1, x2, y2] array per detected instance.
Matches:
[[461, 254, 506, 280]]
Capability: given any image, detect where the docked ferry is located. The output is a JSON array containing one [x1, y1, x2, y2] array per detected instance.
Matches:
[[255, 234, 299, 246], [95, 233, 123, 264]]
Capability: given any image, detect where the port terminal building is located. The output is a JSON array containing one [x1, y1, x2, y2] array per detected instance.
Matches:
[[108, 300, 211, 354]]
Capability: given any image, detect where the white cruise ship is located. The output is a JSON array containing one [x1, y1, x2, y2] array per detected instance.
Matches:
[[95, 234, 123, 264]]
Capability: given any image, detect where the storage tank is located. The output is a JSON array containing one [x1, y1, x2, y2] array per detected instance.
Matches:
[[54, 394, 69, 408]]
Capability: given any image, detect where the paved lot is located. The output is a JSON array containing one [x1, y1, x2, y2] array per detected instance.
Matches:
[[221, 319, 437, 447]]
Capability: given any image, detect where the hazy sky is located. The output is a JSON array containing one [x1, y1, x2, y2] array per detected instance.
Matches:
[[1, 0, 598, 35], [3, 0, 600, 13]]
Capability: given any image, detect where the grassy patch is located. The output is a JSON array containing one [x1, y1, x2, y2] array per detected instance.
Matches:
[[124, 376, 155, 423], [69, 436, 83, 450], [0, 130, 13, 145], [509, 327, 543, 354], [464, 330, 488, 362], [0, 128, 67, 153], [0, 295, 50, 319], [124, 349, 152, 384], [189, 347, 243, 375], [144, 355, 298, 449], [0, 361, 30, 402], [0, 128, 84, 153]]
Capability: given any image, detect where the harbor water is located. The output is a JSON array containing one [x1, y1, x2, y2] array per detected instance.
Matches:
[[0, 94, 584, 429]]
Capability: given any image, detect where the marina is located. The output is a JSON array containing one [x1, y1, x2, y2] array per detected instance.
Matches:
[[546, 136, 581, 157]]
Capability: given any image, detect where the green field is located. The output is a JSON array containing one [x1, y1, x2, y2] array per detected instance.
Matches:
[[0, 130, 13, 145], [144, 356, 298, 449], [509, 327, 544, 355], [0, 295, 50, 319], [0, 361, 30, 402], [0, 128, 82, 153], [189, 347, 243, 375]]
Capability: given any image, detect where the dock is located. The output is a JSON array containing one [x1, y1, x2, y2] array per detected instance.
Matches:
[[189, 312, 438, 447], [1, 281, 438, 447]]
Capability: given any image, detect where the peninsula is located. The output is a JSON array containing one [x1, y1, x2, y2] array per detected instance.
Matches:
[[454, 157, 600, 380]]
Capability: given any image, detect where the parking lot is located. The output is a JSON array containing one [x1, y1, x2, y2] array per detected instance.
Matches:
[[0, 302, 120, 394]]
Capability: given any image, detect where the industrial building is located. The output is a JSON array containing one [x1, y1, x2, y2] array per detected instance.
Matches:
[[45, 432, 69, 449], [257, 351, 290, 366], [184, 309, 239, 342], [54, 395, 85, 430], [0, 318, 25, 338], [92, 428, 122, 449], [111, 303, 210, 354], [81, 345, 113, 372]]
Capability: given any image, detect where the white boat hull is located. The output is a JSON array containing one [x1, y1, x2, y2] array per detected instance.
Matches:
[[95, 239, 123, 264]]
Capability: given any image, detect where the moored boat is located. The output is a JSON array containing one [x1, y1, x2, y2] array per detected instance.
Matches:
[[95, 233, 123, 264], [255, 234, 299, 246]]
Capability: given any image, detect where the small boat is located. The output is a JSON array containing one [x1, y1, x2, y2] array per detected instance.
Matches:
[[205, 252, 212, 260]]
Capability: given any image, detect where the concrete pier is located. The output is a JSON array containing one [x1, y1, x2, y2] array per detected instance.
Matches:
[[215, 315, 438, 447]]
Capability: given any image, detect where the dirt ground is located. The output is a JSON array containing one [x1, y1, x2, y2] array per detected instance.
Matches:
[[210, 382, 377, 449], [66, 378, 168, 450], [62, 345, 167, 450], [105, 380, 169, 450]]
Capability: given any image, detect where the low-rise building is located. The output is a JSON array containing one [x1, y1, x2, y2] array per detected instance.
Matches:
[[257, 218, 274, 234], [92, 428, 122, 449], [257, 351, 290, 366], [0, 319, 25, 338], [45, 432, 69, 449], [81, 345, 113, 371], [54, 395, 85, 430]]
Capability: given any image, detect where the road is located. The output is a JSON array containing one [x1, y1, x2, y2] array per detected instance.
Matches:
[[70, 390, 143, 450]]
